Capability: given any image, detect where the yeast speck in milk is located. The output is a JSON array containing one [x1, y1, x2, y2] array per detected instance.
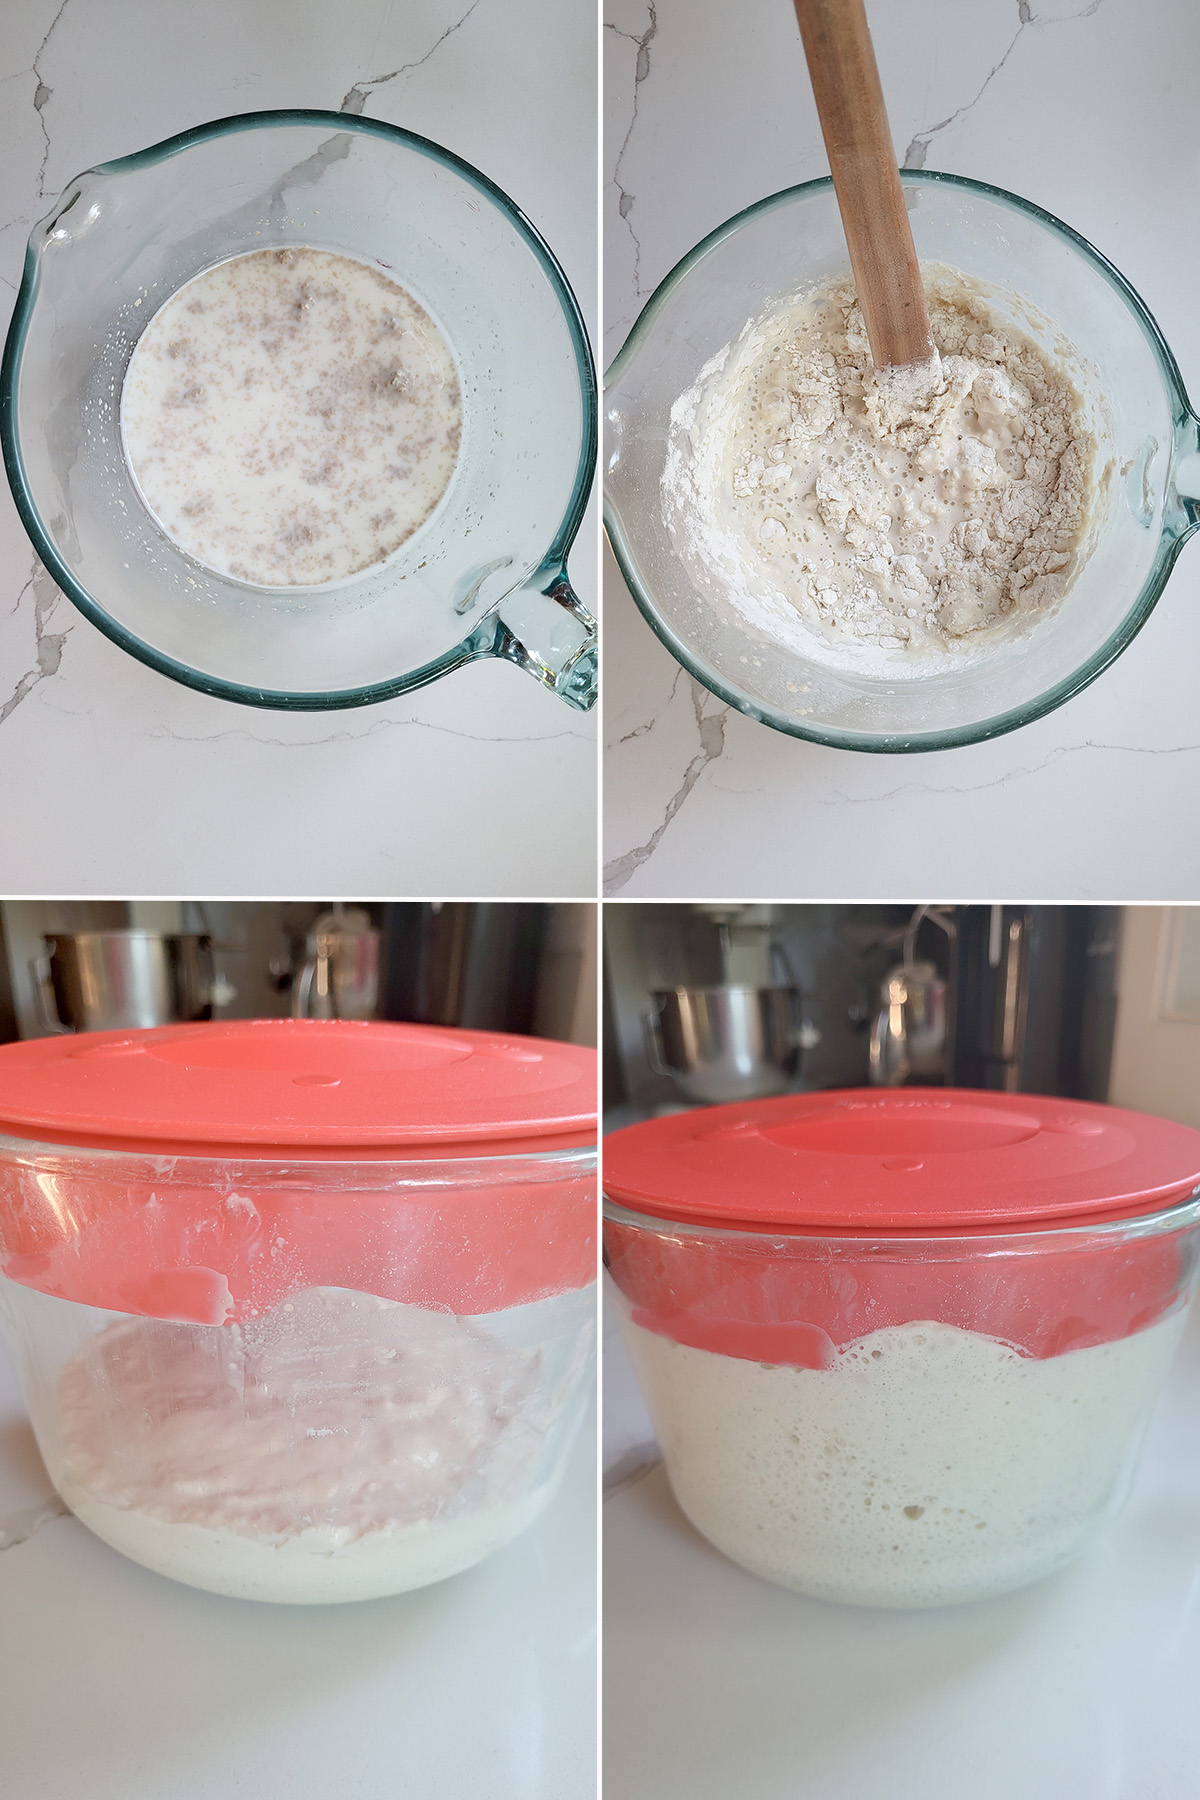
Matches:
[[621, 1308, 1186, 1608]]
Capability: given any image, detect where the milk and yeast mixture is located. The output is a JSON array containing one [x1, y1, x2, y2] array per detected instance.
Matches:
[[55, 1288, 550, 1603], [622, 1309, 1185, 1608], [664, 267, 1100, 665], [121, 248, 461, 587]]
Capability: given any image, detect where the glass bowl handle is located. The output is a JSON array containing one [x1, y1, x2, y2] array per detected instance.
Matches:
[[1170, 412, 1200, 536], [468, 572, 597, 711]]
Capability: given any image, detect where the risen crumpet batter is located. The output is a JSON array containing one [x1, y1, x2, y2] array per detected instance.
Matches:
[[664, 267, 1098, 657], [622, 1310, 1184, 1608], [121, 248, 462, 586]]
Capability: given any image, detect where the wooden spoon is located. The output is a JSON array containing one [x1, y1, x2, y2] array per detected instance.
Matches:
[[793, 0, 940, 408]]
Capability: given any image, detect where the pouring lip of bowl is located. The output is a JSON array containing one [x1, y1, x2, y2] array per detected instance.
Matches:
[[603, 168, 1199, 754], [0, 108, 598, 714]]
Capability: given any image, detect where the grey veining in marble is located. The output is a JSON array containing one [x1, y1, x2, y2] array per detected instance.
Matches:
[[0, 1495, 68, 1551]]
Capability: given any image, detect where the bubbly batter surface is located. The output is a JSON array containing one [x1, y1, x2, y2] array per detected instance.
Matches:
[[623, 1310, 1183, 1608], [121, 247, 461, 586]]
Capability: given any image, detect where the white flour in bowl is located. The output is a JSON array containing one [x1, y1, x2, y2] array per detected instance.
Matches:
[[55, 1288, 550, 1603], [663, 268, 1103, 675], [621, 1309, 1184, 1608], [121, 247, 462, 588]]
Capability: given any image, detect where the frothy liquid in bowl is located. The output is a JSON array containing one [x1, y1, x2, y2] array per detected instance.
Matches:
[[121, 248, 462, 588]]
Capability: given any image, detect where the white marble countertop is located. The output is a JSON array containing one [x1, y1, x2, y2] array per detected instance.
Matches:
[[0, 0, 597, 899], [0, 1342, 597, 1800], [603, 1277, 1200, 1799], [603, 0, 1200, 899]]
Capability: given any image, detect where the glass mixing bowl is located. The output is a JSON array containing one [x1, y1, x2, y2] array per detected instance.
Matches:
[[0, 111, 596, 712], [0, 1019, 598, 1603], [604, 1088, 1200, 1607], [605, 170, 1200, 752]]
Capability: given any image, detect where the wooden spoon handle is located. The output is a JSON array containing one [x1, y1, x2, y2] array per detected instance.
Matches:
[[793, 0, 934, 373]]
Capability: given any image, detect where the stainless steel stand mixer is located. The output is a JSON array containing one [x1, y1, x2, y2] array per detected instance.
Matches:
[[642, 906, 814, 1105]]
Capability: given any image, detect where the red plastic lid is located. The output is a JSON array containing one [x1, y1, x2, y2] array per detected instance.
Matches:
[[603, 1088, 1200, 1233], [0, 1021, 597, 1324], [0, 1020, 596, 1156]]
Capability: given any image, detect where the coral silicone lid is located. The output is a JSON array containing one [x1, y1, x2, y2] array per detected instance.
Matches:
[[603, 1088, 1200, 1232], [0, 1019, 597, 1154]]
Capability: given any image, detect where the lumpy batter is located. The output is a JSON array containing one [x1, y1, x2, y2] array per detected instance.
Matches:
[[121, 248, 462, 586], [54, 1288, 549, 1603], [621, 1310, 1184, 1608], [663, 267, 1100, 661]]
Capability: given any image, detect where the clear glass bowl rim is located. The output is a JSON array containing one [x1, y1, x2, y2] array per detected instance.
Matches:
[[0, 108, 598, 712], [603, 168, 1199, 754], [603, 1183, 1200, 1252], [0, 1127, 597, 1191]]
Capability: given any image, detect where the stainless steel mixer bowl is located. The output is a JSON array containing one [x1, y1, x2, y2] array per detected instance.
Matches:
[[644, 985, 801, 1105], [38, 931, 215, 1033]]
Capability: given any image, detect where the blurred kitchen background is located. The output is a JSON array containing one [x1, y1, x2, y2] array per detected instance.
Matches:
[[604, 903, 1200, 1130], [0, 901, 597, 1046]]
